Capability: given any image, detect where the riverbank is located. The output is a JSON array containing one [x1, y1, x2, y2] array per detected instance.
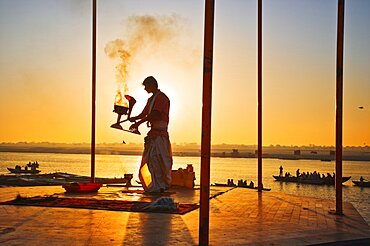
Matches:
[[1, 143, 370, 161]]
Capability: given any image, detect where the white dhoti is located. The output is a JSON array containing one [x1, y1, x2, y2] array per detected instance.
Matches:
[[139, 135, 173, 192]]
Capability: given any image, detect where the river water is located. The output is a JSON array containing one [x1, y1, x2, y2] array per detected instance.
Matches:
[[0, 152, 369, 224]]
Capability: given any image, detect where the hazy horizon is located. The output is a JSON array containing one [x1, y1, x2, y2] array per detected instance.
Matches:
[[1, 141, 369, 149]]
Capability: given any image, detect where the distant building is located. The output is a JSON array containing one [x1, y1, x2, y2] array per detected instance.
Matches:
[[330, 150, 335, 156], [231, 149, 240, 157], [294, 150, 301, 156]]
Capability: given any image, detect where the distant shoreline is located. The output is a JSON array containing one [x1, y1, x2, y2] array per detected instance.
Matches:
[[1, 142, 369, 161], [1, 148, 369, 162]]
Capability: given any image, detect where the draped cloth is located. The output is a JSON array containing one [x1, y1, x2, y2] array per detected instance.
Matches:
[[139, 135, 173, 192]]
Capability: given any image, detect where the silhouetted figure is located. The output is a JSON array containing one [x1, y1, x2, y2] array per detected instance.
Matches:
[[238, 179, 246, 187], [296, 169, 300, 177], [279, 165, 283, 176], [360, 176, 364, 183], [129, 76, 172, 193], [249, 181, 254, 188]]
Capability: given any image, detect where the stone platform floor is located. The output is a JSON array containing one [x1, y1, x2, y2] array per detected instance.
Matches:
[[0, 185, 369, 245]]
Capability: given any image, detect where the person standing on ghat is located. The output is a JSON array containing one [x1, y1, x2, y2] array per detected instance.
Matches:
[[129, 76, 172, 193]]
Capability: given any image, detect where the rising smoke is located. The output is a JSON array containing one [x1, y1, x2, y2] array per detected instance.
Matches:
[[105, 15, 181, 106]]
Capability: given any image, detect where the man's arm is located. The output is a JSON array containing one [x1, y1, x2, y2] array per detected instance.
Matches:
[[129, 101, 150, 122], [130, 110, 161, 129], [129, 111, 146, 122], [129, 92, 166, 130]]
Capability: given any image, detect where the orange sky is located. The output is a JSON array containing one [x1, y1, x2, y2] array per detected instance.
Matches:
[[0, 0, 369, 146]]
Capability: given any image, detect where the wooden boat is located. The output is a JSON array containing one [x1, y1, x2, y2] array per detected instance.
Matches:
[[0, 172, 132, 186], [8, 162, 40, 174], [213, 183, 271, 191], [352, 180, 370, 187], [214, 183, 233, 187], [7, 167, 40, 174], [273, 175, 351, 185], [273, 176, 298, 183], [62, 182, 102, 193], [238, 186, 271, 191]]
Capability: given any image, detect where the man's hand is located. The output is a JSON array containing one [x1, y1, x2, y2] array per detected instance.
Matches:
[[129, 122, 140, 131], [128, 116, 137, 122]]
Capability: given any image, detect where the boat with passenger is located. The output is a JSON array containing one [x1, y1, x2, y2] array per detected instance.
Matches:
[[273, 167, 350, 185], [213, 179, 271, 191], [273, 175, 351, 185], [352, 177, 370, 187], [7, 161, 40, 174]]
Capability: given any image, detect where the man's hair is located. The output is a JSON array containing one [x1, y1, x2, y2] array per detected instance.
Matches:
[[142, 76, 158, 88]]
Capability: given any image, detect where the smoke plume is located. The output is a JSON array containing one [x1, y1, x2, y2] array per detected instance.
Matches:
[[105, 15, 180, 106]]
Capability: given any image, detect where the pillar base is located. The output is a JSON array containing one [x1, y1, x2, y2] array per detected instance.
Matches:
[[329, 209, 344, 215]]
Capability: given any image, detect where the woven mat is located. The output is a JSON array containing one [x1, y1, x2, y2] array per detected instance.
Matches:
[[0, 196, 199, 215]]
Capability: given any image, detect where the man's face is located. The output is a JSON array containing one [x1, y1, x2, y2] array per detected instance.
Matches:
[[144, 84, 155, 93]]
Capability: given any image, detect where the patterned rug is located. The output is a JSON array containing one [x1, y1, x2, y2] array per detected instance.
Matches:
[[0, 196, 199, 215]]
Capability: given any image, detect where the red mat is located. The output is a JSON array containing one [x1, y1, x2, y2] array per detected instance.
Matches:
[[0, 196, 199, 215]]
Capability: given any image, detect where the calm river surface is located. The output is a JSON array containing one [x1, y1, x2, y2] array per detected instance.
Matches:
[[0, 152, 369, 224]]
